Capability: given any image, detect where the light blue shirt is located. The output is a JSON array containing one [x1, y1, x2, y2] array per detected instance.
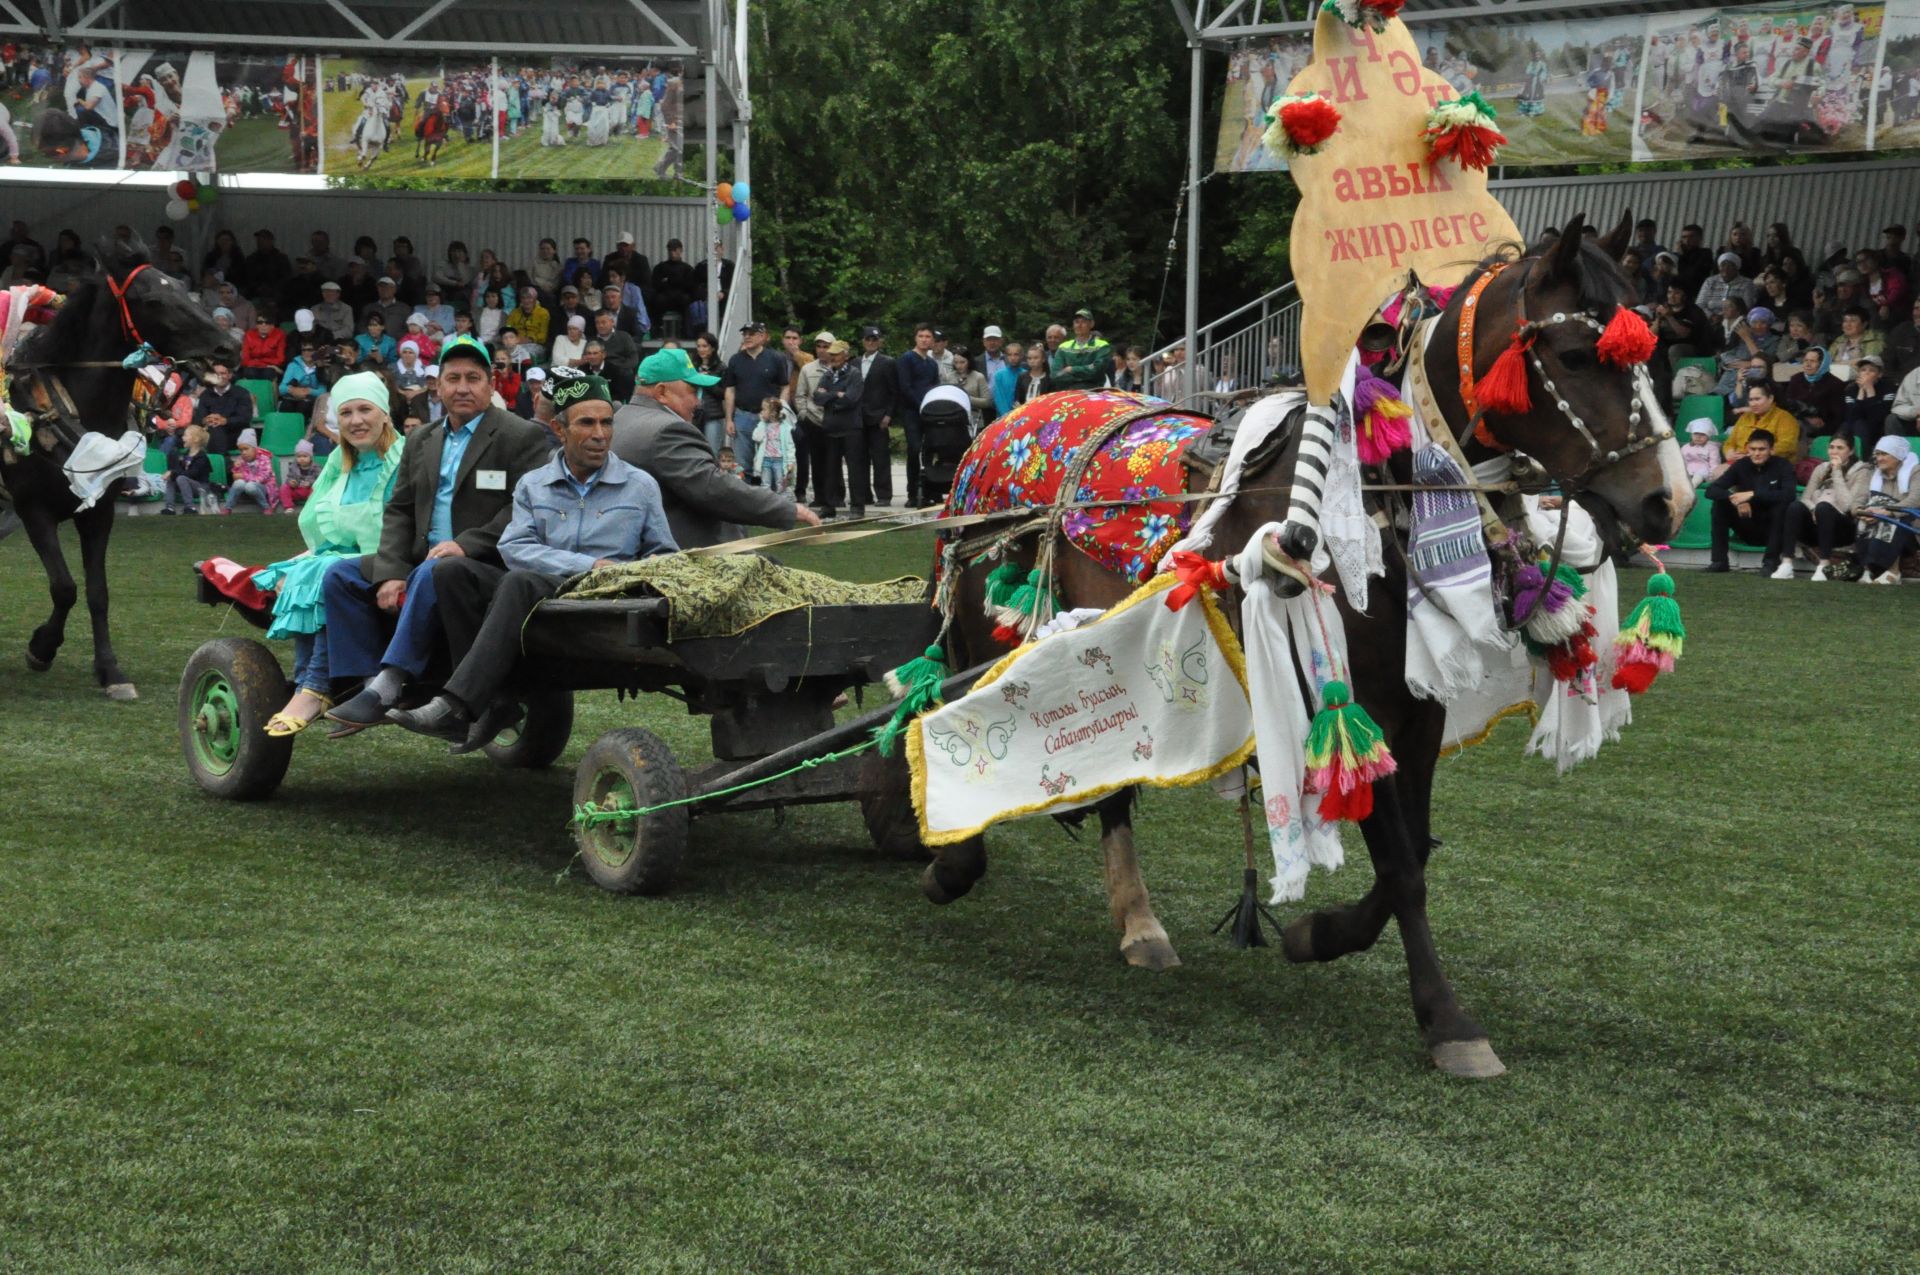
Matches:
[[428, 416, 478, 546], [499, 451, 678, 576]]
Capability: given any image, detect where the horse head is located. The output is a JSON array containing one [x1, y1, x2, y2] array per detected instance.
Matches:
[[1433, 212, 1693, 550], [91, 234, 241, 370]]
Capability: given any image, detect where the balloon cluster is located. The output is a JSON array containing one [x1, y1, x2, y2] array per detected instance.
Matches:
[[713, 180, 751, 225], [163, 176, 220, 222]]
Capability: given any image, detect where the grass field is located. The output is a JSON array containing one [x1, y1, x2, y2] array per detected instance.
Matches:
[[494, 114, 670, 183], [2, 514, 1917, 1272], [1485, 82, 1632, 167], [320, 78, 494, 181]]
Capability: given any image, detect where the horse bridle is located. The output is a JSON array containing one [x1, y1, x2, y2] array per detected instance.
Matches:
[[1458, 259, 1672, 496]]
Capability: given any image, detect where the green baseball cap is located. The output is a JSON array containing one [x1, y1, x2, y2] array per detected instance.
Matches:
[[639, 348, 720, 387], [436, 333, 492, 371]]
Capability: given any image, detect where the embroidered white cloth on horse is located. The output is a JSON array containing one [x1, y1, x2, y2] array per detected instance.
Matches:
[[908, 574, 1253, 847], [1233, 523, 1351, 904], [1317, 350, 1385, 611], [1156, 389, 1303, 568]]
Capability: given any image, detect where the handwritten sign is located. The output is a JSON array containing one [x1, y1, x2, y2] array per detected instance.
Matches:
[[908, 575, 1254, 846], [1285, 8, 1522, 401]]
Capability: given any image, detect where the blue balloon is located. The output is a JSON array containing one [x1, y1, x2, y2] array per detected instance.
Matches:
[[733, 201, 751, 221], [731, 182, 751, 202]]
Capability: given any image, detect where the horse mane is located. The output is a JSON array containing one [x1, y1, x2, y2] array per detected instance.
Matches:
[[1463, 237, 1631, 320]]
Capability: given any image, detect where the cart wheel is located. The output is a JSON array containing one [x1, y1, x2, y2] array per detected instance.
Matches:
[[178, 637, 294, 801], [858, 750, 932, 861], [571, 728, 688, 895], [485, 690, 574, 769]]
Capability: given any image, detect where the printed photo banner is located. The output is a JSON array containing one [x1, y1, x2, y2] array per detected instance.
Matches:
[[908, 575, 1255, 847], [1216, 0, 1915, 171]]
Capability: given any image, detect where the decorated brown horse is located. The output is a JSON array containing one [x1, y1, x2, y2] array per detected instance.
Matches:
[[0, 236, 238, 698], [874, 217, 1692, 1077]]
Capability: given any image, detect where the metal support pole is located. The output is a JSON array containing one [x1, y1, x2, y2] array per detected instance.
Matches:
[[704, 57, 719, 338], [1184, 42, 1204, 402]]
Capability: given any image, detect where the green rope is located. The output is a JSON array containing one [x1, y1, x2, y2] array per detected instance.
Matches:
[[570, 737, 882, 829]]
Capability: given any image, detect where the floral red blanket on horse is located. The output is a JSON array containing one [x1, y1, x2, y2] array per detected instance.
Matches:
[[944, 390, 1213, 583]]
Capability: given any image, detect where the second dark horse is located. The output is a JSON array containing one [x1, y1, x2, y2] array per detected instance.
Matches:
[[0, 236, 237, 698]]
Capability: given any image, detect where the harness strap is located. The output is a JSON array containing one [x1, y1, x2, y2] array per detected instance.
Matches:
[[1409, 319, 1511, 548], [104, 264, 151, 346]]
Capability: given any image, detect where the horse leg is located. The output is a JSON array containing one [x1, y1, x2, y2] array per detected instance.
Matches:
[[921, 835, 986, 905], [1363, 772, 1503, 1079], [73, 501, 134, 698], [1097, 790, 1180, 971], [19, 505, 76, 672]]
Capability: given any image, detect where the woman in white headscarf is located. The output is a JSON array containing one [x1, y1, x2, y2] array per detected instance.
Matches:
[[1857, 434, 1920, 584], [251, 371, 407, 733]]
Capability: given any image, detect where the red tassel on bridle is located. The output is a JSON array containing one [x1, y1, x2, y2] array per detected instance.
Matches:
[[1595, 306, 1657, 367], [1475, 325, 1534, 416]]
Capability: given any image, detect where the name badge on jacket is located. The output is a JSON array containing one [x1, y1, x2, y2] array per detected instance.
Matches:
[[476, 469, 507, 491]]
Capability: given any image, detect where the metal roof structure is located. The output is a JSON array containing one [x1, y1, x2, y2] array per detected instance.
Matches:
[[1169, 0, 1710, 46]]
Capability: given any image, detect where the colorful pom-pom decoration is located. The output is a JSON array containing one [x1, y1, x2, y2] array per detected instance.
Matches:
[[1262, 92, 1342, 158], [1596, 306, 1658, 367], [1304, 680, 1397, 823], [1475, 326, 1534, 416], [993, 568, 1062, 646], [875, 643, 948, 756], [981, 559, 1027, 618], [1351, 363, 1413, 464], [1611, 572, 1685, 694], [1320, 0, 1405, 32], [1421, 91, 1507, 173]]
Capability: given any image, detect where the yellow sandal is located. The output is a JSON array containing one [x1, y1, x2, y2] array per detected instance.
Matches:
[[265, 692, 332, 738]]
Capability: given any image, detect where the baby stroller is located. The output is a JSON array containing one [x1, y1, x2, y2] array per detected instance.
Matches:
[[918, 385, 975, 507]]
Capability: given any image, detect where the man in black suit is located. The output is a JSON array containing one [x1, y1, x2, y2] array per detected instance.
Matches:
[[894, 323, 941, 506], [856, 325, 897, 505], [612, 350, 820, 547], [324, 335, 554, 728], [651, 238, 695, 329]]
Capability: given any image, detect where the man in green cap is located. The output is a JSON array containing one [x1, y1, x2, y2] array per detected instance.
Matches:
[[611, 349, 820, 547], [1049, 307, 1111, 391], [390, 373, 678, 750]]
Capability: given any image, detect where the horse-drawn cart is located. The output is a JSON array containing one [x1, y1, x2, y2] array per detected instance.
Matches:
[[179, 569, 948, 894]]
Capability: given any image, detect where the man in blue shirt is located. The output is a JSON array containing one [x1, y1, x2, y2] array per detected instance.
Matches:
[[323, 334, 552, 731], [390, 374, 677, 750]]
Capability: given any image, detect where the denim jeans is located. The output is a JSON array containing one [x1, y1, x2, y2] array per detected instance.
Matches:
[[701, 414, 726, 457], [290, 630, 333, 695], [760, 458, 786, 492], [225, 480, 272, 512]]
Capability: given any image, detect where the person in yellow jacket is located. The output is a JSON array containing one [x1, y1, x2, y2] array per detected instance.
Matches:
[[1049, 307, 1111, 391], [1723, 380, 1800, 463]]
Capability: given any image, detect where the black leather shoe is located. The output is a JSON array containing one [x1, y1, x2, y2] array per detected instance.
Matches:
[[1701, 562, 1731, 573], [324, 686, 395, 729], [450, 700, 524, 756], [388, 694, 470, 740]]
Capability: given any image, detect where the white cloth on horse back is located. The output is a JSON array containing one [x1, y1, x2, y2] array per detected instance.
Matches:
[[1401, 392, 1510, 701], [1522, 498, 1630, 772], [64, 430, 146, 511], [1234, 523, 1348, 904], [1155, 389, 1301, 568]]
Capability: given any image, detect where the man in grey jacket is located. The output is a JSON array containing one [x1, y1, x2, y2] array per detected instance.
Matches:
[[612, 349, 821, 548]]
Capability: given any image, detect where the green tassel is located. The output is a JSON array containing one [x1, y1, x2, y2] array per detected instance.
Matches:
[[1551, 561, 1587, 599], [1458, 89, 1498, 121], [1303, 680, 1386, 763], [999, 568, 1059, 627], [983, 560, 1026, 611], [1624, 572, 1686, 641], [874, 644, 947, 757]]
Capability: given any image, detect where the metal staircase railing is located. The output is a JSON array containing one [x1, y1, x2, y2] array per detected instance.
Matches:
[[1149, 281, 1300, 400]]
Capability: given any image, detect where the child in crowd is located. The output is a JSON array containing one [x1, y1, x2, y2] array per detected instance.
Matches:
[[479, 287, 506, 344], [750, 396, 796, 493], [223, 429, 279, 514], [162, 425, 211, 514], [278, 440, 320, 514], [502, 327, 535, 371], [1681, 418, 1720, 485]]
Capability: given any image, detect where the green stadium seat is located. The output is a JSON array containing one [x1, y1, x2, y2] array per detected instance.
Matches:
[[207, 453, 228, 487], [259, 412, 306, 457], [142, 447, 168, 475], [1677, 394, 1725, 435], [237, 378, 275, 419], [1670, 493, 1714, 550], [1809, 435, 1830, 461], [1674, 355, 1718, 380]]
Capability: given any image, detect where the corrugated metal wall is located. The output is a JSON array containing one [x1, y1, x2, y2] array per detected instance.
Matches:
[[1490, 159, 1920, 252], [0, 182, 720, 275]]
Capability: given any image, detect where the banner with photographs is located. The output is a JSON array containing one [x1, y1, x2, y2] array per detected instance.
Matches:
[[493, 60, 689, 182], [1214, 0, 1914, 172]]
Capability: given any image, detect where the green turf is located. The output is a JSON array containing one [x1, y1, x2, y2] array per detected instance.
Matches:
[[321, 78, 495, 180], [493, 116, 669, 183], [208, 115, 305, 175], [2, 514, 1917, 1272]]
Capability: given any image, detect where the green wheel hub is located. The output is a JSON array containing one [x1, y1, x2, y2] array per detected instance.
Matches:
[[190, 671, 243, 775], [582, 774, 639, 867]]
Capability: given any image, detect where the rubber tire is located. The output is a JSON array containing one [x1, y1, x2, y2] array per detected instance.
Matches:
[[571, 728, 689, 895], [484, 690, 574, 769], [858, 749, 932, 861], [178, 637, 294, 801]]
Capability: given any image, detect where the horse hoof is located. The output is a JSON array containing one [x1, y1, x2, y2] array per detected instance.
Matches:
[[24, 652, 51, 673], [104, 682, 139, 701], [1431, 1039, 1506, 1079], [1281, 914, 1317, 963], [920, 863, 964, 906], [1121, 936, 1181, 971]]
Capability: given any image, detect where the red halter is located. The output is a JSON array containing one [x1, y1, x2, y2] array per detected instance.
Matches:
[[103, 263, 152, 348]]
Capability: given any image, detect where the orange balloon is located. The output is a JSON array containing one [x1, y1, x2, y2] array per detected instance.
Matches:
[[716, 181, 734, 205]]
